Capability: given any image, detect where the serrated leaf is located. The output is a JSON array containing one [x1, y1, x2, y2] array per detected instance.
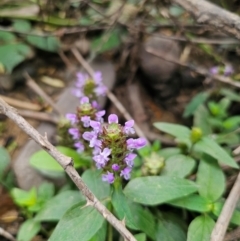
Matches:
[[213, 202, 240, 225], [17, 219, 41, 241], [124, 176, 197, 205], [183, 92, 209, 117], [156, 212, 187, 241], [49, 201, 104, 241], [112, 185, 156, 239], [161, 154, 196, 178], [35, 190, 85, 222], [26, 35, 60, 52], [193, 105, 212, 135], [153, 122, 191, 139], [197, 154, 225, 202], [187, 215, 215, 241], [169, 194, 213, 212], [194, 137, 238, 169], [82, 169, 110, 200]]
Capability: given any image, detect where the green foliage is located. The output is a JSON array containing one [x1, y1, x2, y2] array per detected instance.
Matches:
[[124, 176, 198, 205], [49, 201, 105, 241], [0, 147, 11, 181], [187, 215, 215, 241], [17, 219, 41, 241]]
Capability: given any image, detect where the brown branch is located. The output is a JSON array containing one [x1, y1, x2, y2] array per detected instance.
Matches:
[[0, 227, 16, 241], [211, 172, 240, 241], [171, 0, 240, 40], [0, 97, 136, 241]]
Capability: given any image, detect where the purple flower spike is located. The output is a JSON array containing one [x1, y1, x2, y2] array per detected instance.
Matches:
[[66, 113, 78, 125], [68, 128, 80, 140], [81, 116, 91, 127], [108, 114, 118, 124], [90, 120, 102, 134], [124, 153, 137, 167], [74, 142, 84, 153], [112, 164, 120, 171], [80, 96, 89, 104], [124, 120, 135, 135], [95, 110, 105, 122], [102, 172, 115, 184], [120, 167, 132, 180]]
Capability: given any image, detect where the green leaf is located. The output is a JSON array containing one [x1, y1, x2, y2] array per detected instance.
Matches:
[[17, 219, 41, 241], [35, 190, 85, 222], [220, 88, 240, 102], [0, 43, 33, 73], [26, 35, 60, 52], [13, 19, 32, 32], [0, 147, 11, 181], [82, 169, 110, 200], [169, 5, 185, 16], [183, 92, 209, 117], [112, 185, 156, 239], [30, 146, 90, 177], [88, 221, 107, 241], [197, 154, 225, 202], [91, 29, 122, 53], [124, 176, 197, 205], [223, 116, 240, 130], [37, 182, 55, 201], [187, 215, 215, 241], [194, 136, 238, 169], [158, 148, 181, 159], [11, 187, 37, 208], [193, 105, 212, 135], [213, 202, 240, 225], [0, 30, 16, 42], [153, 122, 191, 140], [161, 154, 196, 178], [169, 194, 213, 213], [134, 233, 146, 241], [156, 212, 187, 241], [49, 201, 104, 241]]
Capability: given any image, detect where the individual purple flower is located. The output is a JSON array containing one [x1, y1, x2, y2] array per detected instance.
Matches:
[[68, 128, 80, 140], [93, 147, 101, 155], [108, 114, 118, 124], [92, 100, 100, 109], [123, 120, 135, 135], [120, 167, 132, 180], [80, 96, 89, 104], [126, 138, 135, 151], [72, 89, 83, 98], [74, 142, 84, 153], [76, 73, 87, 87], [66, 113, 78, 125], [224, 65, 234, 76], [81, 116, 91, 127], [112, 164, 120, 171], [90, 120, 102, 134], [95, 110, 105, 122], [93, 148, 111, 168], [94, 85, 107, 96], [94, 71, 103, 84], [124, 153, 137, 167], [82, 131, 96, 141], [209, 66, 219, 75], [102, 171, 115, 184], [134, 137, 147, 149], [89, 136, 102, 148]]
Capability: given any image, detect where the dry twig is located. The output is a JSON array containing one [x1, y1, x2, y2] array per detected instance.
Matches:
[[0, 227, 16, 241], [0, 97, 136, 241]]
